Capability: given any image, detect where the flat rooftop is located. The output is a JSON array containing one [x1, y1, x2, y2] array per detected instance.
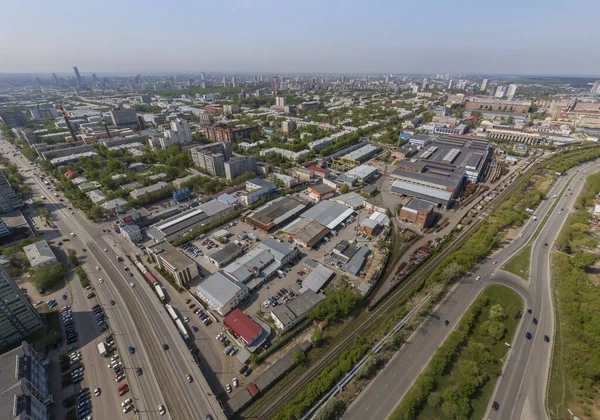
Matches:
[[150, 241, 195, 268], [301, 200, 354, 230], [245, 196, 308, 230], [282, 218, 330, 247]]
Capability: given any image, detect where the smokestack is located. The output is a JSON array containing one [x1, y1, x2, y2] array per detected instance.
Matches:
[[100, 113, 111, 139], [59, 104, 78, 142]]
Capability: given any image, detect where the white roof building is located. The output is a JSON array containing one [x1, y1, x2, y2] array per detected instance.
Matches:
[[23, 240, 57, 269], [195, 271, 250, 316]]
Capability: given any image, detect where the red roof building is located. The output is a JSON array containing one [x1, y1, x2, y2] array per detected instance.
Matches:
[[306, 165, 330, 178], [223, 309, 262, 346], [64, 170, 78, 179]]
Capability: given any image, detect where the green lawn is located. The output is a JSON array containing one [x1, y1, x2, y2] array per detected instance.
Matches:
[[416, 285, 523, 420], [502, 244, 531, 280]]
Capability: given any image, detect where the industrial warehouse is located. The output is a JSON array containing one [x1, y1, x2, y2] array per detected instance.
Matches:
[[390, 135, 491, 207], [146, 199, 232, 241], [245, 196, 309, 231]]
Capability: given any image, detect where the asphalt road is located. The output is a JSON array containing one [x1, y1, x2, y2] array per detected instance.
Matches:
[[2, 138, 225, 420], [488, 162, 600, 420], [343, 158, 600, 420]]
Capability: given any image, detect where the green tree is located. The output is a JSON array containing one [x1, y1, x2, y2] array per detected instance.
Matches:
[[293, 349, 307, 365], [30, 263, 66, 290], [311, 329, 325, 347], [340, 184, 350, 194], [572, 252, 597, 270], [67, 249, 79, 266], [480, 320, 506, 341], [488, 304, 506, 321]]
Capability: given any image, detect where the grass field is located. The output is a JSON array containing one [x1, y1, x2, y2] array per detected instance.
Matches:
[[502, 243, 531, 280], [416, 285, 523, 420]]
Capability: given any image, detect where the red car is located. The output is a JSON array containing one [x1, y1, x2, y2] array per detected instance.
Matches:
[[118, 384, 129, 396]]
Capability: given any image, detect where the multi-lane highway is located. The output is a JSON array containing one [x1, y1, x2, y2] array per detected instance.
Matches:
[[489, 162, 600, 420], [1, 137, 225, 420], [344, 158, 600, 420]]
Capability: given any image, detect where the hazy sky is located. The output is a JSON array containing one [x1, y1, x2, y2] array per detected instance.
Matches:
[[1, 0, 599, 76]]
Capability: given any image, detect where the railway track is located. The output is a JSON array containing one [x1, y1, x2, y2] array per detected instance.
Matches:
[[253, 154, 559, 419]]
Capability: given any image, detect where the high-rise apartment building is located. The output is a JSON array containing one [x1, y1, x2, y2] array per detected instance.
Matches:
[[73, 66, 81, 83], [0, 110, 27, 127], [591, 80, 600, 94], [275, 97, 287, 107], [495, 86, 506, 98], [224, 156, 257, 180], [162, 118, 192, 148], [422, 78, 428, 90], [0, 341, 52, 420], [507, 84, 518, 99], [481, 79, 488, 92], [282, 120, 297, 133], [190, 143, 232, 177], [0, 265, 43, 347], [30, 107, 58, 120], [110, 108, 137, 126], [447, 80, 455, 90], [0, 171, 23, 214], [231, 77, 237, 88]]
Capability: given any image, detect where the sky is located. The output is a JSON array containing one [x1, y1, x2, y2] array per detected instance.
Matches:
[[1, 0, 599, 76]]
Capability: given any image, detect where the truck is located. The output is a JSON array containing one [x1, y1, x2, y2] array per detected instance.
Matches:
[[155, 284, 166, 302], [97, 342, 107, 357], [175, 319, 189, 340], [165, 304, 178, 321]]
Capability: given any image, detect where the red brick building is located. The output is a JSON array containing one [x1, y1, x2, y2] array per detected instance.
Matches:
[[398, 198, 435, 228], [203, 125, 260, 143]]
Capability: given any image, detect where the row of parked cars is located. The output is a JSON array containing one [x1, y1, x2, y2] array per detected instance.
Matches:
[[263, 288, 296, 308], [193, 307, 213, 325], [92, 304, 107, 330], [62, 306, 79, 349], [75, 388, 93, 420], [181, 243, 204, 258]]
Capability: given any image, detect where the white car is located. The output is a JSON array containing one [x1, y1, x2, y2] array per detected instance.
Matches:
[[475, 276, 481, 281], [99, 278, 104, 283], [94, 387, 101, 396], [233, 377, 239, 388], [116, 374, 125, 382], [183, 316, 189, 323], [103, 248, 108, 252], [95, 266, 100, 271], [226, 384, 232, 393], [158, 405, 166, 415], [121, 398, 133, 407], [123, 405, 134, 413]]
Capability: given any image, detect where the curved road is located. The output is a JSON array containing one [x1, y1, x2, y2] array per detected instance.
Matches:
[[343, 158, 600, 420]]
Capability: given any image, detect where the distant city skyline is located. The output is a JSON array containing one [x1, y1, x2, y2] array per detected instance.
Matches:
[[1, 0, 599, 76]]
